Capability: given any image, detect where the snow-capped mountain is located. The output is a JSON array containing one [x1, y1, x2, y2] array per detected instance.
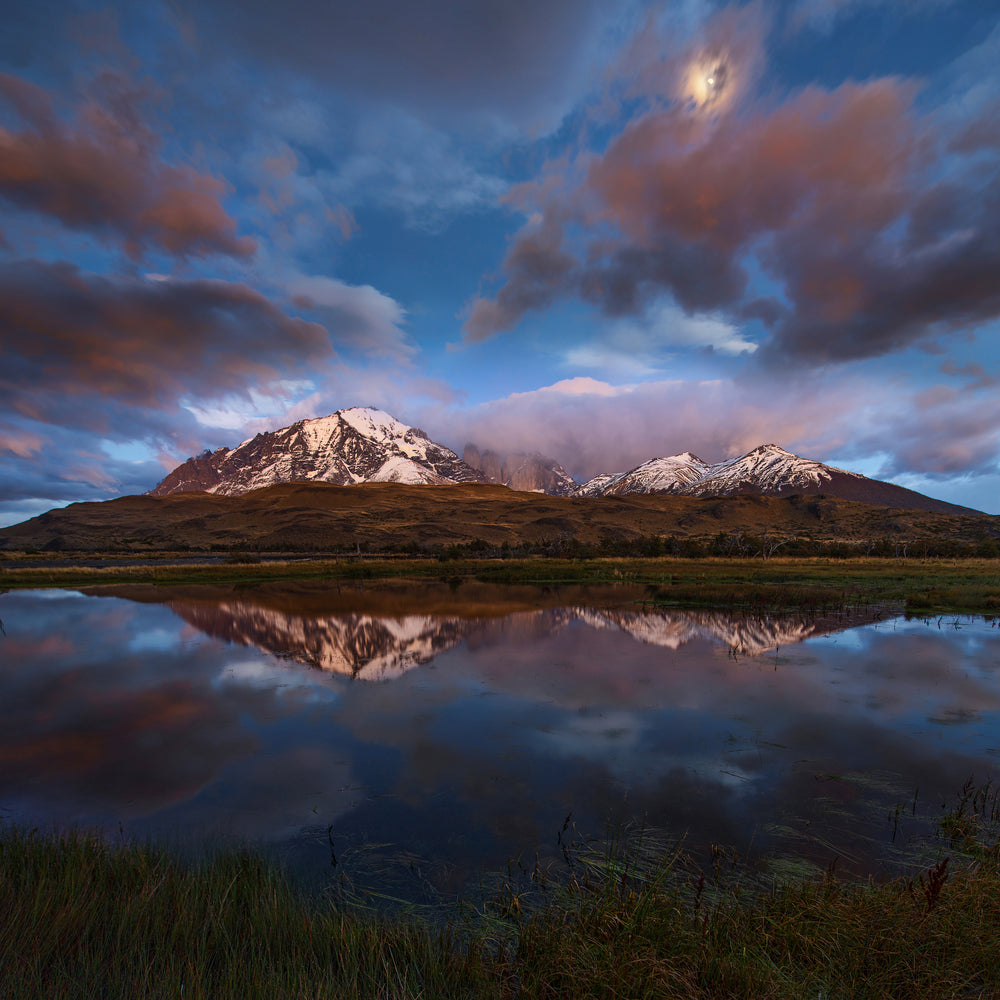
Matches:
[[574, 453, 711, 497], [688, 444, 860, 496], [148, 408, 976, 515], [149, 407, 489, 497], [574, 444, 855, 498], [573, 443, 974, 514]]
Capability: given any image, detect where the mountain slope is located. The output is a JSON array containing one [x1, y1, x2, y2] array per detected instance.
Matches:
[[575, 444, 980, 515], [575, 453, 711, 497], [2, 481, 995, 553], [150, 407, 488, 496]]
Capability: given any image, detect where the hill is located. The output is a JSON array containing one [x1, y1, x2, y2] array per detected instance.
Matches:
[[2, 482, 996, 555]]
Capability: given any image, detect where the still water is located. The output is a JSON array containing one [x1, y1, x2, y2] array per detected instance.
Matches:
[[2, 581, 998, 896]]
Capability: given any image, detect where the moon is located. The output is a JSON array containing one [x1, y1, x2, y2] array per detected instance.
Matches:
[[683, 53, 733, 110]]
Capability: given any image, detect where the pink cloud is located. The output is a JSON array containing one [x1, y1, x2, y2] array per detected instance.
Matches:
[[0, 71, 255, 259], [0, 427, 47, 459], [420, 372, 1000, 485], [463, 7, 1000, 368], [0, 260, 330, 420]]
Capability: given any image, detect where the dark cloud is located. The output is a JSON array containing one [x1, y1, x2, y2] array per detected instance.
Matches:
[[0, 414, 223, 521], [0, 449, 163, 505], [0, 259, 330, 419], [0, 405, 245, 524], [464, 218, 578, 341], [181, 0, 613, 130], [464, 52, 1000, 367], [0, 71, 255, 258], [0, 0, 71, 68]]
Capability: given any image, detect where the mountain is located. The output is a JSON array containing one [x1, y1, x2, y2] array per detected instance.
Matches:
[[147, 406, 975, 516], [149, 407, 488, 497], [4, 481, 993, 553], [573, 453, 709, 497], [574, 443, 979, 515], [462, 444, 578, 496]]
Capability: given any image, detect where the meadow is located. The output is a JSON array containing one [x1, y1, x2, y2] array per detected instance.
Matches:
[[3, 554, 1000, 614]]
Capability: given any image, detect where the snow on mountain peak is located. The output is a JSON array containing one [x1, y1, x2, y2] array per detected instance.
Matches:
[[572, 443, 869, 498], [337, 406, 414, 443], [149, 406, 487, 496]]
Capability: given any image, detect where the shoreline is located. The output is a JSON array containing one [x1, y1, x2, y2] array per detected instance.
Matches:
[[3, 555, 999, 614]]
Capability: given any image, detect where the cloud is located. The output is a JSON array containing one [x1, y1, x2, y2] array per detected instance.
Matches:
[[786, 0, 955, 34], [0, 440, 165, 507], [0, 70, 255, 258], [508, 376, 628, 399], [289, 274, 415, 363], [423, 371, 1000, 489], [463, 8, 1000, 370], [0, 259, 331, 425], [182, 0, 619, 134], [0, 425, 46, 459], [427, 374, 861, 480], [320, 108, 509, 229], [851, 386, 1000, 478], [563, 302, 757, 377], [243, 106, 507, 244], [940, 360, 998, 390]]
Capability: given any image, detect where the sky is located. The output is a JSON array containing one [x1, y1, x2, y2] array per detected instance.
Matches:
[[2, 0, 1000, 526]]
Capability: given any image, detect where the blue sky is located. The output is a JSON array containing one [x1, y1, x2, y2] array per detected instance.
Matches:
[[2, 0, 1000, 525]]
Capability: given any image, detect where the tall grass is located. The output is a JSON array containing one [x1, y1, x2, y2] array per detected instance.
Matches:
[[0, 827, 487, 999], [4, 807, 1000, 999]]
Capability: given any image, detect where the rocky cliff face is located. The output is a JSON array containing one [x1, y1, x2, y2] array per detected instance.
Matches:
[[462, 445, 578, 495], [150, 407, 489, 496]]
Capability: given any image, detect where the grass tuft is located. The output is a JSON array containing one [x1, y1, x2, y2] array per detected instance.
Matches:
[[4, 815, 1000, 999]]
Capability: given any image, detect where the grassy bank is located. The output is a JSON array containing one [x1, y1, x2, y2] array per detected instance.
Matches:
[[3, 813, 999, 1000], [3, 555, 1000, 613]]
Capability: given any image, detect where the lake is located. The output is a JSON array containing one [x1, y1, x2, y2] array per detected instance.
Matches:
[[2, 580, 998, 901]]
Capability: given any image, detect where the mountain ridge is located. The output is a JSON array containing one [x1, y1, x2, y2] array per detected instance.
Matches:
[[574, 443, 978, 516], [148, 408, 980, 517]]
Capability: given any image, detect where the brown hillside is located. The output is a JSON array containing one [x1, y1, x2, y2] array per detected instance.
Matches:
[[1, 482, 997, 554]]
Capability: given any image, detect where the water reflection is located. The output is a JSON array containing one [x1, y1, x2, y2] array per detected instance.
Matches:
[[101, 579, 887, 679], [1, 583, 998, 893]]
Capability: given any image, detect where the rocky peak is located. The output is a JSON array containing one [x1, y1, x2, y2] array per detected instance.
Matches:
[[463, 445, 577, 495], [149, 408, 488, 497]]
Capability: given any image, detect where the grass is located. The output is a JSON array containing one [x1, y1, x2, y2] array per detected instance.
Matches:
[[3, 554, 1000, 613], [4, 794, 1000, 1000]]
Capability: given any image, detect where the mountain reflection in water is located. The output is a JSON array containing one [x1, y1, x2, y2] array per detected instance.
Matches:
[[162, 594, 874, 680], [2, 582, 998, 896]]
